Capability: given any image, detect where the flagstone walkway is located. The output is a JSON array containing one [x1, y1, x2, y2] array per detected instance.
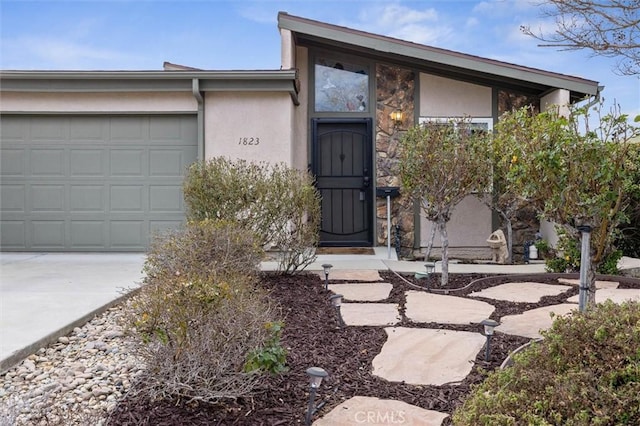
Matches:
[[314, 270, 640, 425]]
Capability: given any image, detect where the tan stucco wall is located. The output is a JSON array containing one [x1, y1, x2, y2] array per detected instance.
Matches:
[[417, 73, 493, 257], [540, 88, 571, 247], [0, 92, 197, 113], [419, 73, 492, 117], [280, 28, 295, 70], [291, 46, 309, 171], [419, 195, 493, 258], [204, 91, 294, 165], [541, 88, 570, 117]]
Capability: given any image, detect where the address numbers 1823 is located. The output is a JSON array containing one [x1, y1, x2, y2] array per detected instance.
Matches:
[[238, 137, 260, 146]]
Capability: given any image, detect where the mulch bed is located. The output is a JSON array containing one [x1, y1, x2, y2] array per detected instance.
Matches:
[[106, 271, 639, 425]]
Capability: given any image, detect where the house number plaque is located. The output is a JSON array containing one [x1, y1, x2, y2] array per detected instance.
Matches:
[[238, 137, 260, 146]]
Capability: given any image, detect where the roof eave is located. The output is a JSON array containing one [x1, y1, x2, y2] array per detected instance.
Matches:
[[278, 12, 599, 97]]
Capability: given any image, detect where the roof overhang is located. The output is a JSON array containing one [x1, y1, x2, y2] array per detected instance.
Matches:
[[278, 12, 600, 102], [0, 69, 300, 104]]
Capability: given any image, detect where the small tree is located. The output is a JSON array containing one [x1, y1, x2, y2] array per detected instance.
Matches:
[[522, 0, 640, 75], [399, 118, 492, 285], [498, 103, 639, 307]]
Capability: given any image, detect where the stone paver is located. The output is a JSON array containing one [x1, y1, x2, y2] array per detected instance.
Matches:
[[567, 288, 640, 304], [497, 303, 577, 339], [558, 278, 620, 289], [372, 327, 486, 386], [405, 291, 495, 324], [469, 282, 572, 303], [314, 396, 448, 426], [328, 283, 393, 301], [320, 269, 382, 282], [341, 303, 400, 326]]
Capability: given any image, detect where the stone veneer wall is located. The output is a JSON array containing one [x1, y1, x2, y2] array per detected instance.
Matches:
[[375, 64, 415, 257]]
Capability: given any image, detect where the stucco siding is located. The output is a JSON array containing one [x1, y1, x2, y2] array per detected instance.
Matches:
[[0, 92, 197, 113], [419, 73, 492, 117], [419, 195, 493, 259], [204, 91, 294, 165]]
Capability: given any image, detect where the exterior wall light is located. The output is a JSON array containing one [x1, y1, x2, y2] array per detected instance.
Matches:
[[305, 366, 328, 425], [480, 319, 499, 362], [329, 294, 345, 328], [321, 264, 333, 290], [390, 110, 404, 126]]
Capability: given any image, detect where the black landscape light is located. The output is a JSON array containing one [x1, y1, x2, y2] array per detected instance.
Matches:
[[305, 367, 328, 425], [321, 264, 333, 290], [414, 262, 436, 291], [329, 294, 345, 328], [480, 319, 499, 362]]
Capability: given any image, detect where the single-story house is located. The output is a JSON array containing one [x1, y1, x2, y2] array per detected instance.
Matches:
[[0, 12, 600, 255]]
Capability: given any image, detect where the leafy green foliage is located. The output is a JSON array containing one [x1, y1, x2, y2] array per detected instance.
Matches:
[[545, 227, 623, 275], [183, 158, 321, 274], [454, 301, 640, 425], [244, 321, 287, 374], [125, 220, 283, 404], [494, 103, 639, 305], [399, 118, 492, 285]]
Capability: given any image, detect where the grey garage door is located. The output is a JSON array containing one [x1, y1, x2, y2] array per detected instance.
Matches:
[[1, 115, 197, 251]]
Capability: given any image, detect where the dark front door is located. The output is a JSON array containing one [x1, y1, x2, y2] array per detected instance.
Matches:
[[312, 119, 373, 246]]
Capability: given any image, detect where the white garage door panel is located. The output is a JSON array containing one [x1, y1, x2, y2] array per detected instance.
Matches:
[[1, 115, 197, 251]]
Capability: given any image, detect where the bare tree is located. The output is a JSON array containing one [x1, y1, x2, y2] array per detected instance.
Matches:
[[522, 1, 640, 75]]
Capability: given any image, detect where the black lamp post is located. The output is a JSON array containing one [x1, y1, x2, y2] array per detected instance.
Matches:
[[321, 264, 333, 290], [480, 319, 499, 362], [305, 367, 328, 425], [329, 294, 345, 328]]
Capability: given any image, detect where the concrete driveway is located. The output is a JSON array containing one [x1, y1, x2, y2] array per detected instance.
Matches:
[[0, 253, 145, 371]]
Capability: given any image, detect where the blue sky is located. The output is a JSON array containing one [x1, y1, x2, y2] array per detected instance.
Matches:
[[1, 0, 638, 117]]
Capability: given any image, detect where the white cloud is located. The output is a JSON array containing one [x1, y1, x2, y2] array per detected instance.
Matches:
[[2, 36, 136, 69]]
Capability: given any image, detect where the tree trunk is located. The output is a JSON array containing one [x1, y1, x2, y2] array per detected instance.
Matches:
[[424, 223, 437, 260], [587, 262, 597, 308], [438, 219, 449, 286], [505, 218, 513, 264]]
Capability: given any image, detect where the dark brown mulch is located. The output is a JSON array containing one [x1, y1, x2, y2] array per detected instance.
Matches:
[[106, 271, 640, 425]]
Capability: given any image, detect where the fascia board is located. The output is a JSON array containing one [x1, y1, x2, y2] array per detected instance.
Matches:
[[0, 70, 299, 93]]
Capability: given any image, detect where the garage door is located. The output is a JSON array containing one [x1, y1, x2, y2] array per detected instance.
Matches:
[[1, 115, 197, 251]]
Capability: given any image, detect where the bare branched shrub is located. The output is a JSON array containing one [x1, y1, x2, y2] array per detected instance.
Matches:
[[131, 292, 277, 404], [124, 220, 282, 404], [183, 158, 320, 274]]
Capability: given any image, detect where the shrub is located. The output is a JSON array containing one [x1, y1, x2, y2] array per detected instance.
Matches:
[[183, 157, 321, 274], [453, 301, 640, 425], [545, 227, 622, 275], [125, 220, 284, 404]]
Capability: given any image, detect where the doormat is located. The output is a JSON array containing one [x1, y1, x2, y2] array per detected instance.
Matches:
[[316, 247, 375, 255]]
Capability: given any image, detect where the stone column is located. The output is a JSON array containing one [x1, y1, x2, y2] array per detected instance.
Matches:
[[375, 64, 415, 257]]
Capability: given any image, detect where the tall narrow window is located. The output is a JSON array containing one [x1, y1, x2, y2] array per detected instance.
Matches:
[[315, 57, 369, 112]]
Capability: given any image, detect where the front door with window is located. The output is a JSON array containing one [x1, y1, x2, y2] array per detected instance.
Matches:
[[312, 119, 373, 246]]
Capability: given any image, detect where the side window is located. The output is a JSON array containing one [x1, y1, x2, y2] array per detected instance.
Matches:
[[314, 57, 369, 112]]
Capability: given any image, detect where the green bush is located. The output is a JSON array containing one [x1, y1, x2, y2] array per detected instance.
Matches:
[[183, 157, 321, 274], [125, 220, 284, 404], [453, 301, 640, 425], [244, 321, 287, 374], [545, 227, 622, 275]]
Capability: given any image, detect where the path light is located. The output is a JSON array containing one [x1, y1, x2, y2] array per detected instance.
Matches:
[[305, 367, 328, 426], [321, 264, 333, 290], [329, 294, 345, 328], [480, 319, 499, 362], [414, 262, 436, 291]]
